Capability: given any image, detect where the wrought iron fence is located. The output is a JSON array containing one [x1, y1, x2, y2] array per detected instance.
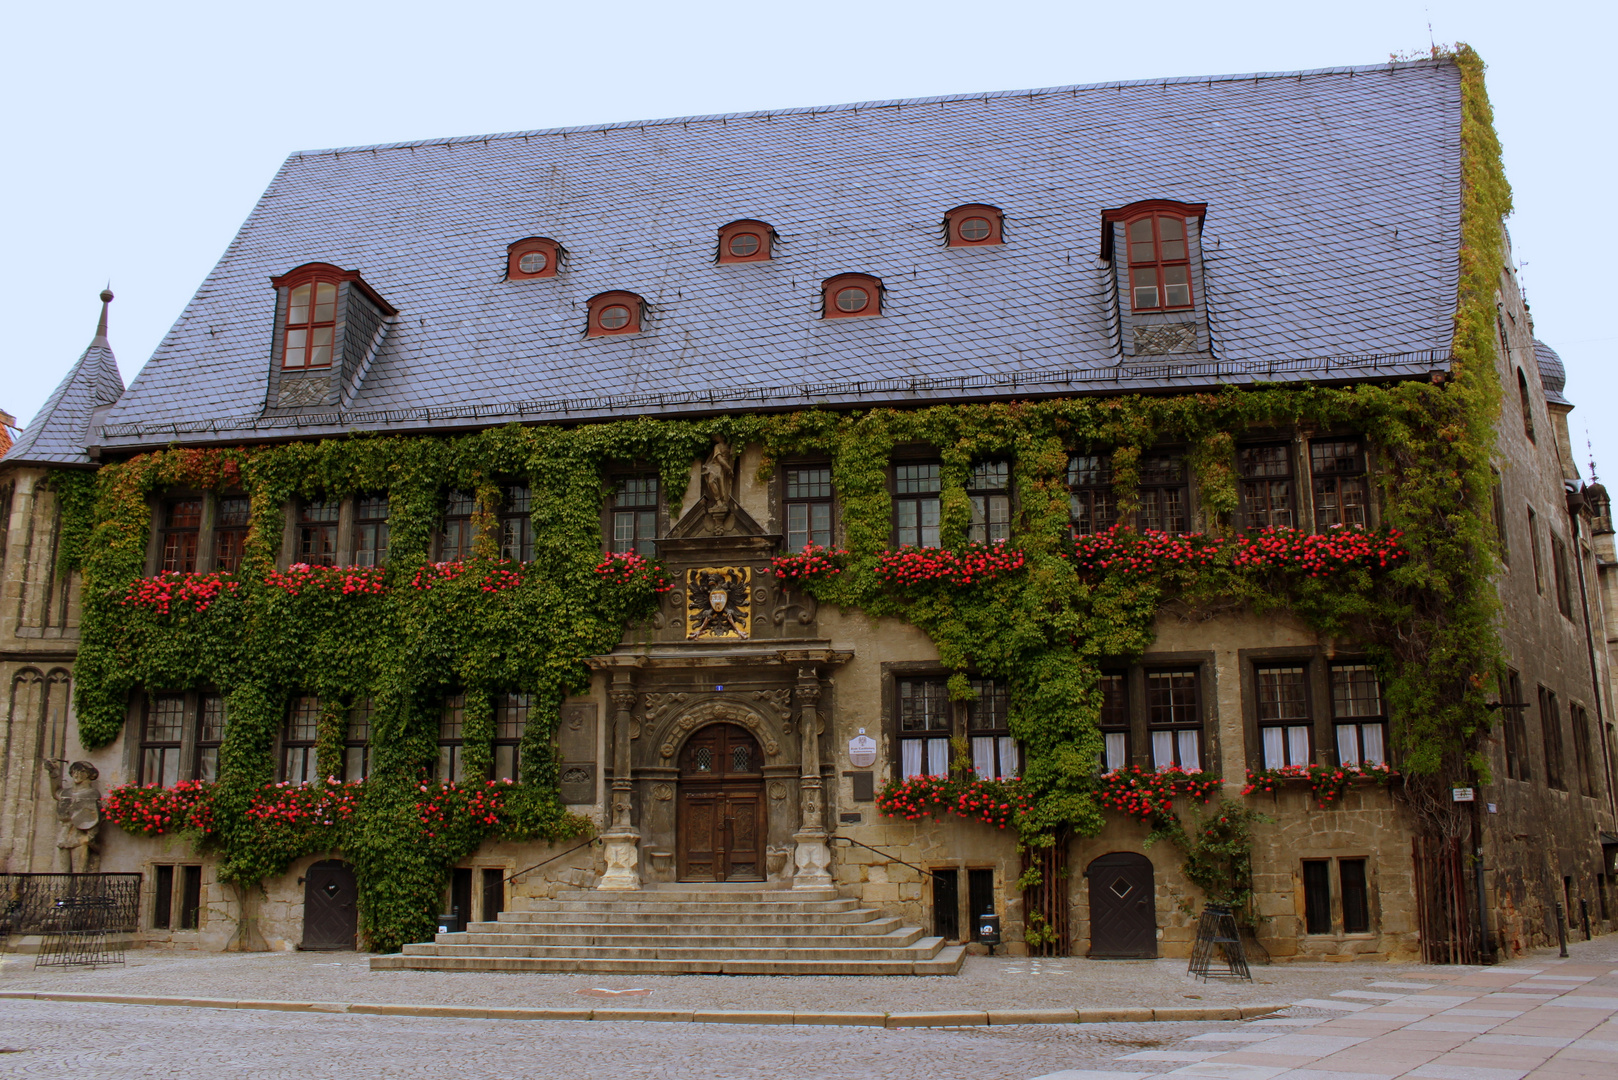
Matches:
[[0, 873, 142, 968], [1412, 836, 1479, 964]]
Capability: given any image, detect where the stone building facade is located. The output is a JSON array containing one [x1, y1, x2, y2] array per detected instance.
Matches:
[[4, 54, 1616, 964]]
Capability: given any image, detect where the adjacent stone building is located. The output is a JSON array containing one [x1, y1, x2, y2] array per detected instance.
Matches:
[[3, 52, 1615, 966]]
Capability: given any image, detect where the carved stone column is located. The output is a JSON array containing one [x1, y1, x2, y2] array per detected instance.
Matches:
[[598, 675, 642, 891], [792, 667, 833, 890]]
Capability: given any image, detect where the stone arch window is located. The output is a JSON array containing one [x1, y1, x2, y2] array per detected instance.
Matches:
[[716, 219, 775, 264], [1518, 369, 1536, 442], [586, 291, 646, 337], [942, 204, 1004, 247], [821, 273, 883, 320], [507, 237, 562, 280]]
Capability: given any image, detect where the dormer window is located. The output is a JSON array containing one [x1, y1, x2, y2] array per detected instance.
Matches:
[[508, 237, 561, 280], [283, 279, 338, 368], [1100, 201, 1208, 357], [717, 220, 774, 264], [943, 204, 1004, 247], [822, 273, 882, 319], [1125, 213, 1192, 311], [586, 291, 644, 337]]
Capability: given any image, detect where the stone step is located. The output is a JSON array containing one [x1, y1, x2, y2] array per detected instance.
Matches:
[[400, 939, 946, 962], [500, 907, 885, 926], [372, 945, 967, 976], [516, 898, 861, 915], [550, 886, 839, 902], [446, 926, 923, 949]]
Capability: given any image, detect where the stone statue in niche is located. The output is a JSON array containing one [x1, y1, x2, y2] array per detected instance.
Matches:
[[44, 759, 101, 873], [701, 436, 735, 535]]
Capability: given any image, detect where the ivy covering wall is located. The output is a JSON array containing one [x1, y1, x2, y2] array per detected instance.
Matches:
[[47, 46, 1507, 952]]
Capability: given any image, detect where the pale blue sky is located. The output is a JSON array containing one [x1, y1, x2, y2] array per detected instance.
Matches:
[[5, 0, 1612, 477]]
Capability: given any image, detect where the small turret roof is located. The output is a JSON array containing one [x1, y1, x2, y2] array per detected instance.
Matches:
[[3, 290, 125, 466], [1533, 339, 1569, 406]]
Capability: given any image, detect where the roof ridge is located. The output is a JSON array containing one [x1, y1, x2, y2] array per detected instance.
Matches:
[[287, 57, 1452, 161]]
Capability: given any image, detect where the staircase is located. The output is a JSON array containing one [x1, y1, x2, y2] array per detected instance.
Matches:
[[371, 883, 966, 975]]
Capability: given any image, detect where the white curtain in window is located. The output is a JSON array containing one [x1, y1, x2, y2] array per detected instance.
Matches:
[[1262, 727, 1286, 769], [1287, 725, 1310, 767], [1361, 723, 1386, 766], [1177, 730, 1201, 771], [1336, 723, 1359, 766], [1104, 732, 1127, 772], [1152, 730, 1175, 769], [901, 739, 923, 779], [972, 736, 996, 778], [927, 738, 949, 777], [999, 737, 1018, 778]]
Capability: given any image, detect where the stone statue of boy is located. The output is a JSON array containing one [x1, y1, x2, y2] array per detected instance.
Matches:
[[44, 759, 101, 874]]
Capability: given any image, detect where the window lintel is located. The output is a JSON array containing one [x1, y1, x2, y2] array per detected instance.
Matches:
[[269, 262, 397, 316], [1099, 200, 1207, 259]]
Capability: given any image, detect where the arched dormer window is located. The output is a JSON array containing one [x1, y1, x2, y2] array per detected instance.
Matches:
[[269, 263, 395, 371], [717, 220, 774, 264], [586, 291, 645, 337], [1101, 201, 1207, 313], [943, 204, 1004, 247], [821, 273, 882, 320], [507, 237, 562, 280]]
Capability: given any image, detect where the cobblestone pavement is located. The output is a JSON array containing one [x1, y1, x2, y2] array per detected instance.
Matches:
[[0, 938, 1612, 1078]]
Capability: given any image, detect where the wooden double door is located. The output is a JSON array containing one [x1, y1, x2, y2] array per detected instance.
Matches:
[[677, 724, 766, 882]]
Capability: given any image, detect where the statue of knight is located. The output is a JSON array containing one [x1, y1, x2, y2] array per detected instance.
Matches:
[[44, 759, 102, 874]]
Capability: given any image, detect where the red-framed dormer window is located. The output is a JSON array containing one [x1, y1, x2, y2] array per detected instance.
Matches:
[[822, 273, 882, 320], [943, 204, 1004, 247], [1102, 200, 1206, 313], [269, 262, 396, 371], [717, 220, 774, 264], [586, 291, 644, 337], [508, 237, 561, 280]]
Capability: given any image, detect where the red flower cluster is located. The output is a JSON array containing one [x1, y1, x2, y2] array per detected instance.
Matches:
[[416, 778, 516, 836], [1063, 527, 1225, 575], [873, 542, 1026, 587], [593, 551, 674, 593], [770, 543, 849, 582], [120, 571, 240, 615], [1062, 525, 1408, 579], [264, 563, 388, 598], [410, 560, 523, 594], [875, 772, 1031, 829], [103, 780, 217, 836], [244, 779, 363, 828], [1095, 764, 1222, 822], [1230, 526, 1407, 577], [1242, 762, 1398, 809]]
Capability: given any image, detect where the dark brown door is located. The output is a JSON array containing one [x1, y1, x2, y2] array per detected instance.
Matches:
[[1087, 852, 1157, 958], [677, 724, 765, 882], [300, 860, 357, 950]]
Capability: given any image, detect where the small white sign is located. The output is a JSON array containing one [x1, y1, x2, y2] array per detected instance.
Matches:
[[848, 729, 877, 768], [1451, 787, 1476, 802]]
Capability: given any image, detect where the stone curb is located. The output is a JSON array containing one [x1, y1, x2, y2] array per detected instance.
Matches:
[[0, 990, 1286, 1027]]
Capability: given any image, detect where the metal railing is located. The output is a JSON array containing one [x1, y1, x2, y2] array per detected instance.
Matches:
[[1, 873, 142, 968]]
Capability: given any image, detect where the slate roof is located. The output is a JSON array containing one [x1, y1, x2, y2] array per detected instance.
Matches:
[[99, 58, 1464, 450], [1533, 339, 1569, 406], [5, 297, 125, 466]]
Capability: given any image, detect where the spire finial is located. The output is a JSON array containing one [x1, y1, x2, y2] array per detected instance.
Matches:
[[93, 285, 113, 345]]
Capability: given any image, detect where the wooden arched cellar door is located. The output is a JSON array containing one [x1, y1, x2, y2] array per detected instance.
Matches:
[[300, 859, 357, 950], [676, 723, 765, 882], [1086, 851, 1158, 958]]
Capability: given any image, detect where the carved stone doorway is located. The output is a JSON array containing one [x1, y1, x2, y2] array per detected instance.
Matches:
[[300, 859, 357, 950], [677, 724, 765, 882], [1086, 851, 1157, 958]]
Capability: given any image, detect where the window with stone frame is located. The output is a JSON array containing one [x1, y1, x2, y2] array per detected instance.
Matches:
[[152, 864, 204, 931], [1551, 533, 1575, 620], [1503, 669, 1531, 782], [344, 699, 372, 781], [1124, 212, 1194, 312], [493, 692, 528, 781], [1330, 664, 1387, 768], [610, 475, 658, 557], [353, 494, 390, 567], [193, 693, 226, 782], [1571, 703, 1597, 798], [967, 678, 1019, 779], [1068, 454, 1118, 537], [213, 496, 250, 573], [281, 279, 338, 369], [893, 463, 942, 548], [1528, 506, 1545, 594], [140, 693, 186, 787], [897, 677, 951, 779], [1491, 470, 1509, 565], [1146, 669, 1202, 770], [440, 490, 477, 562], [1099, 671, 1130, 772], [783, 465, 834, 552], [500, 484, 533, 563], [1138, 453, 1189, 534], [1256, 665, 1312, 769], [160, 498, 201, 573], [437, 693, 466, 782], [1540, 685, 1565, 791], [1310, 438, 1369, 530], [1518, 369, 1536, 442], [967, 461, 1011, 544], [297, 499, 339, 566], [1238, 444, 1295, 530], [280, 695, 320, 784], [1302, 860, 1332, 934]]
